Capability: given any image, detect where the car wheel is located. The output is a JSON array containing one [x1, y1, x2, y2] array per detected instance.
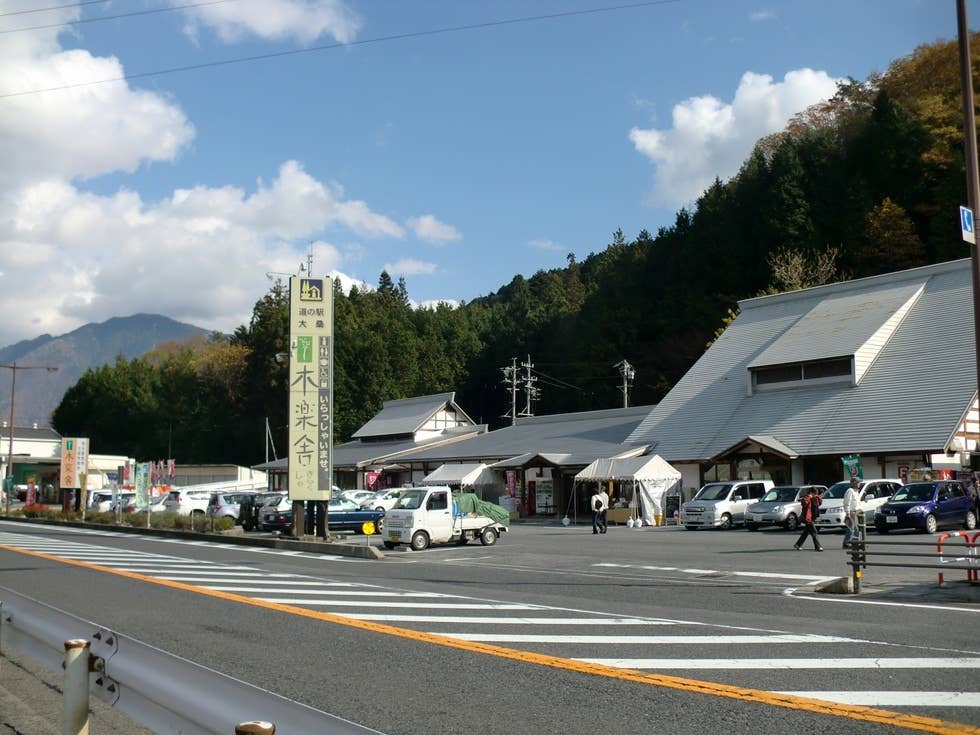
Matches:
[[746, 523, 758, 531], [375, 517, 384, 533], [925, 514, 938, 534], [479, 528, 498, 546], [684, 525, 698, 531], [375, 506, 385, 512], [783, 513, 799, 532], [966, 511, 978, 530], [191, 509, 204, 517], [383, 541, 395, 549], [719, 513, 732, 530], [456, 534, 469, 545], [410, 531, 430, 551]]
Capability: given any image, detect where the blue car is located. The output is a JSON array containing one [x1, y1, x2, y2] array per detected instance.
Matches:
[[874, 480, 977, 534], [261, 496, 384, 534]]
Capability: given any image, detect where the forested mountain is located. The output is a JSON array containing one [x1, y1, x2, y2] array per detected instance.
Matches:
[[53, 37, 979, 466], [0, 314, 207, 429]]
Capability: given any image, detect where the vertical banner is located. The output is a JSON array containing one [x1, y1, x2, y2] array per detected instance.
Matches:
[[59, 437, 89, 489], [135, 462, 151, 508], [841, 454, 863, 480], [288, 276, 334, 501]]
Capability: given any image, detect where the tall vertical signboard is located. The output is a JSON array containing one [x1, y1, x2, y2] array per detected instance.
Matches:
[[288, 276, 334, 501], [59, 437, 89, 489]]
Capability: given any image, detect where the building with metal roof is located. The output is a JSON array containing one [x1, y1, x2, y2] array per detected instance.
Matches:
[[625, 258, 978, 494]]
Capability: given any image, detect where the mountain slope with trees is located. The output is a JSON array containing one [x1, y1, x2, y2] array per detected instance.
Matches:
[[53, 36, 979, 466]]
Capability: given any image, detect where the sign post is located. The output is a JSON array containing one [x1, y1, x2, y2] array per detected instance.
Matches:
[[961, 205, 975, 244], [288, 276, 334, 539]]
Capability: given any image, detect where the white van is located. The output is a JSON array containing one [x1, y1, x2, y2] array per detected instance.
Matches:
[[163, 488, 213, 516], [681, 480, 774, 530]]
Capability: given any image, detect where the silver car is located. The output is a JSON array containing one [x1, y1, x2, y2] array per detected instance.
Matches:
[[745, 485, 826, 531]]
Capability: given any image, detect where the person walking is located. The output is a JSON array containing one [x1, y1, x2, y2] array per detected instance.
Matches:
[[794, 486, 823, 551], [590, 486, 609, 534], [842, 477, 863, 548]]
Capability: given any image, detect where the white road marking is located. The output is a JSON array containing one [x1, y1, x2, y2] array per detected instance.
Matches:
[[433, 634, 856, 644], [577, 657, 980, 669], [256, 599, 540, 609], [776, 691, 980, 707], [596, 562, 834, 583], [341, 615, 673, 625], [199, 587, 441, 596], [787, 589, 980, 614]]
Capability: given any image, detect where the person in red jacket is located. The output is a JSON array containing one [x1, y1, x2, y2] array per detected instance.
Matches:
[[794, 486, 824, 552]]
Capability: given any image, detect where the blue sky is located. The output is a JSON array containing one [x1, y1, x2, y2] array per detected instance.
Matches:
[[0, 0, 966, 347]]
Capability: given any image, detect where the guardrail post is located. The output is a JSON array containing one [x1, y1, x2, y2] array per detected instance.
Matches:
[[235, 721, 275, 734], [848, 540, 862, 594], [63, 638, 90, 735]]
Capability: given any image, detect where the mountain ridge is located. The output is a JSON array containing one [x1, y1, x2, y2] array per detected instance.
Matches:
[[0, 314, 209, 428]]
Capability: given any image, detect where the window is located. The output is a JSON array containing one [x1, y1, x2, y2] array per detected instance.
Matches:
[[428, 492, 448, 511], [751, 358, 853, 392]]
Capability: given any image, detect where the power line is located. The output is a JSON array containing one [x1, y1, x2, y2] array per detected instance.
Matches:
[[1, 0, 238, 35], [0, 0, 681, 100], [0, 0, 123, 18]]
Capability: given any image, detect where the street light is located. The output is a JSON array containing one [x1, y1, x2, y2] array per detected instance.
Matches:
[[3, 363, 58, 515]]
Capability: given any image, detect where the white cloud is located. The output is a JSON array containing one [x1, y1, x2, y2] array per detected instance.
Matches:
[[0, 164, 410, 346], [0, 17, 195, 190], [177, 0, 362, 45], [407, 214, 462, 244], [529, 239, 563, 251], [629, 68, 839, 207], [750, 9, 776, 22], [382, 258, 438, 277]]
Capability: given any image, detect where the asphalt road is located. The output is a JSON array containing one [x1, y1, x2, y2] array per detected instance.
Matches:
[[1, 518, 979, 735]]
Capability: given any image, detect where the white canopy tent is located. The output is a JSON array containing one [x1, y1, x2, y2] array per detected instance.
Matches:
[[575, 455, 681, 525], [421, 463, 496, 493]]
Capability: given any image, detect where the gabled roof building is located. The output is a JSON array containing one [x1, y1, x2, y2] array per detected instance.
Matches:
[[626, 258, 978, 494]]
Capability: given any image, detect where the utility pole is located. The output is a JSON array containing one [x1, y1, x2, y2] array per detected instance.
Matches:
[[519, 354, 540, 417], [613, 360, 636, 408], [957, 0, 980, 403], [501, 358, 518, 425]]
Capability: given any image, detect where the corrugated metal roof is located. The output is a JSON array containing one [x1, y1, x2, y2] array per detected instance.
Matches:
[[748, 281, 924, 368], [352, 392, 473, 439], [0, 426, 61, 441], [627, 259, 976, 460], [398, 405, 652, 463]]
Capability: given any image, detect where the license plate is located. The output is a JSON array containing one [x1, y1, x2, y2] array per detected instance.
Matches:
[[390, 533, 400, 542], [886, 516, 897, 523]]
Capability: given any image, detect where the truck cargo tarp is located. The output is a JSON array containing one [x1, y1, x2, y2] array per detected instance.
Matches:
[[455, 492, 510, 527], [575, 455, 681, 525]]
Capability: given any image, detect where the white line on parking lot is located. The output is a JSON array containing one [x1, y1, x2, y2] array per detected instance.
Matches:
[[577, 657, 980, 669], [775, 691, 980, 707], [595, 562, 834, 583]]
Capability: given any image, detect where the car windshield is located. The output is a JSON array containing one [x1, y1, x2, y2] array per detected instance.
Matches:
[[823, 482, 855, 499], [328, 498, 358, 510], [891, 483, 937, 502], [761, 487, 800, 502], [393, 490, 425, 510], [694, 484, 731, 501]]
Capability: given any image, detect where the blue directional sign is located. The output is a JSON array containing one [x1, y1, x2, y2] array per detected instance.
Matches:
[[961, 205, 975, 245]]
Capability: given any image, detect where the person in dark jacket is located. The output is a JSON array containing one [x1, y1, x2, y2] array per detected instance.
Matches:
[[794, 486, 824, 552]]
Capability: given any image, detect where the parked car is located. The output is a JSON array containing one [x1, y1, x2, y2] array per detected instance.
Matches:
[[361, 488, 405, 511], [133, 494, 169, 513], [206, 491, 259, 524], [340, 490, 378, 507], [680, 480, 773, 529], [262, 497, 385, 534], [89, 491, 116, 512], [163, 488, 213, 516], [814, 478, 903, 532], [108, 492, 136, 513], [241, 491, 287, 531], [874, 481, 977, 534], [745, 485, 826, 531]]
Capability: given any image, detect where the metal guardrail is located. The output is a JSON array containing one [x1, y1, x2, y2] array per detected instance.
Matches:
[[845, 531, 980, 593], [0, 586, 382, 735]]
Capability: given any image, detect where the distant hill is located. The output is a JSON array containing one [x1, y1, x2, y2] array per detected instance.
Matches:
[[0, 314, 209, 428]]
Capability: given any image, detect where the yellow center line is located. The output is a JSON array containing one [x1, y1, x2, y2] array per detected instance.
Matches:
[[4, 544, 979, 735]]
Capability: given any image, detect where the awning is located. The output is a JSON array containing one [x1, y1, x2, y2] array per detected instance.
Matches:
[[575, 455, 681, 482], [708, 435, 800, 463], [421, 463, 495, 487]]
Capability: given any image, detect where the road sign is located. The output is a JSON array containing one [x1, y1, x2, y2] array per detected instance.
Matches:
[[961, 205, 975, 244]]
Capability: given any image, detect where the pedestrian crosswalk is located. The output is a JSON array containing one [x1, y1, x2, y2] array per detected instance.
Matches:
[[2, 530, 979, 721]]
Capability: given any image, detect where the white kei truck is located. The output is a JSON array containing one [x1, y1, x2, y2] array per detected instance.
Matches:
[[381, 485, 509, 551]]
